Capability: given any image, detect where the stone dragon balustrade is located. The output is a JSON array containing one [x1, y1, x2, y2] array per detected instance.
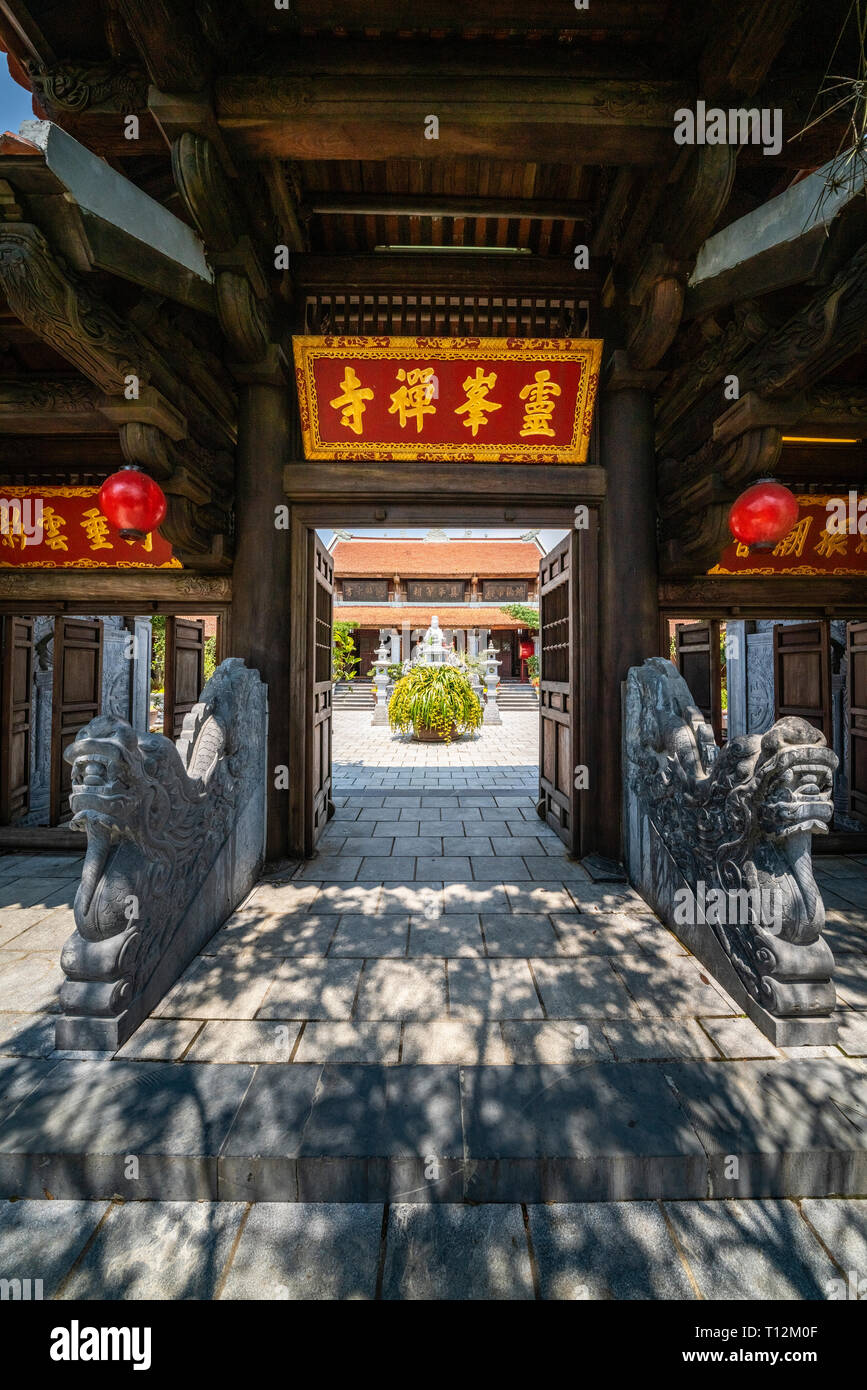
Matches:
[[56, 658, 267, 1052], [623, 657, 838, 1045]]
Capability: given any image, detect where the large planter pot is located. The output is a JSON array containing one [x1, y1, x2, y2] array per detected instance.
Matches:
[[414, 723, 458, 743]]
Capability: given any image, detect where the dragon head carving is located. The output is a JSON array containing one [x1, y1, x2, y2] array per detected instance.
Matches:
[[626, 658, 838, 1018]]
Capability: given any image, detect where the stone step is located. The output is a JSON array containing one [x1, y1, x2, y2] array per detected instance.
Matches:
[[1, 1056, 865, 1203]]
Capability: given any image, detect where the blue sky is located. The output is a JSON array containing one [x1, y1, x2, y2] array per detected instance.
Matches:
[[0, 62, 33, 134]]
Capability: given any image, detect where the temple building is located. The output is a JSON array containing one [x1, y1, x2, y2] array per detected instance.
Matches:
[[331, 533, 542, 678]]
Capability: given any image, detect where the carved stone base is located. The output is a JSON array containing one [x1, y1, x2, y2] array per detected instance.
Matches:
[[632, 818, 838, 1047]]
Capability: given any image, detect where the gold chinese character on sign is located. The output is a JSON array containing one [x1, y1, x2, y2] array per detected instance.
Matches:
[[519, 369, 561, 437], [80, 506, 113, 551], [329, 366, 374, 436], [735, 542, 750, 558], [454, 367, 502, 437], [773, 516, 812, 559], [41, 505, 68, 552], [814, 527, 847, 559], [389, 367, 436, 433]]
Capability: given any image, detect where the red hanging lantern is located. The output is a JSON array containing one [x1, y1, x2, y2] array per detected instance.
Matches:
[[728, 478, 799, 550], [518, 639, 535, 660], [98, 466, 167, 542]]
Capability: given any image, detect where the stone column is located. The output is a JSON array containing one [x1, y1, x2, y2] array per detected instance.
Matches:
[[597, 350, 662, 860], [725, 620, 748, 738], [229, 367, 292, 860]]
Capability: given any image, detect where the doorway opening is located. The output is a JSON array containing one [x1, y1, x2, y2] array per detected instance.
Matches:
[[287, 503, 600, 863], [0, 610, 223, 843], [667, 614, 867, 848]]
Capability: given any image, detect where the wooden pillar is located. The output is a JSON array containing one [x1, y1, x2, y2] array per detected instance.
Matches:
[[596, 350, 662, 859], [229, 375, 291, 861]]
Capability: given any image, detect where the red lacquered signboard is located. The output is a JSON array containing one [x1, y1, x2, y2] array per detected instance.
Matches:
[[292, 335, 603, 463]]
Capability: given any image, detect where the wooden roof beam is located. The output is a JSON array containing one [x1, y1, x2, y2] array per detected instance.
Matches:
[[308, 193, 593, 223], [215, 75, 688, 165]]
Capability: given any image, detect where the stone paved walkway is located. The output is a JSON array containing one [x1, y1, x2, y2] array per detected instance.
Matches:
[[333, 707, 538, 789], [1, 715, 867, 1298], [2, 1195, 865, 1300]]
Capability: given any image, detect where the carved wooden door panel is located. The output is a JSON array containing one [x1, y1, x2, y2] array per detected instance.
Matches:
[[675, 620, 723, 743], [847, 621, 867, 821], [164, 617, 205, 739], [51, 617, 103, 826], [773, 620, 831, 740], [0, 616, 34, 824], [538, 534, 579, 852], [307, 531, 334, 854]]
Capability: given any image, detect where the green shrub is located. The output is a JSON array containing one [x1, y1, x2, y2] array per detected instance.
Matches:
[[388, 665, 482, 744]]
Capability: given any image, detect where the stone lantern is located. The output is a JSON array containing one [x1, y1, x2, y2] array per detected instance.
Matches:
[[481, 643, 502, 725], [372, 638, 391, 725]]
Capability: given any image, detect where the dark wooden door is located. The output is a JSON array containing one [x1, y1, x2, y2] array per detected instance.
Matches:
[[164, 617, 206, 739], [493, 630, 514, 677], [306, 532, 334, 853], [0, 616, 34, 824], [847, 622, 867, 821], [675, 620, 723, 743], [357, 629, 379, 683], [50, 617, 102, 825], [538, 534, 579, 851], [773, 620, 831, 740]]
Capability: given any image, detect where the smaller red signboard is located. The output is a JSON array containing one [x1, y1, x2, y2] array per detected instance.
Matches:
[[0, 486, 180, 569], [292, 335, 603, 462], [709, 493, 867, 576]]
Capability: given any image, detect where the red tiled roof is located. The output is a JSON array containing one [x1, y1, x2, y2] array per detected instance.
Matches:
[[0, 131, 39, 156], [332, 539, 539, 577], [335, 605, 528, 629]]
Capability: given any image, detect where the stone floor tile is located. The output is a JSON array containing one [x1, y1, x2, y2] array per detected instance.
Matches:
[[203, 912, 339, 958], [407, 915, 484, 956], [447, 959, 543, 1020], [442, 881, 510, 914], [293, 1021, 401, 1064], [601, 1019, 720, 1061], [415, 856, 473, 881], [330, 915, 410, 957], [501, 1020, 613, 1063], [801, 1198, 867, 1288], [4, 907, 74, 954], [220, 1203, 382, 1299], [837, 1013, 867, 1055], [529, 1202, 694, 1300], [0, 1199, 109, 1297], [116, 1018, 203, 1061], [60, 1200, 247, 1300], [295, 858, 362, 882], [440, 836, 494, 856], [662, 1198, 838, 1299], [611, 956, 738, 1019], [481, 913, 560, 956], [338, 836, 394, 856], [245, 882, 322, 914], [155, 952, 278, 1020], [0, 952, 64, 1014], [0, 1010, 56, 1057], [550, 912, 640, 956], [182, 1020, 301, 1063], [503, 882, 575, 913], [400, 1020, 510, 1063], [357, 856, 417, 881], [382, 1204, 533, 1300], [699, 1017, 780, 1059], [472, 856, 526, 881], [532, 958, 637, 1020], [378, 883, 444, 915], [256, 958, 363, 1020], [355, 959, 447, 1020]]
